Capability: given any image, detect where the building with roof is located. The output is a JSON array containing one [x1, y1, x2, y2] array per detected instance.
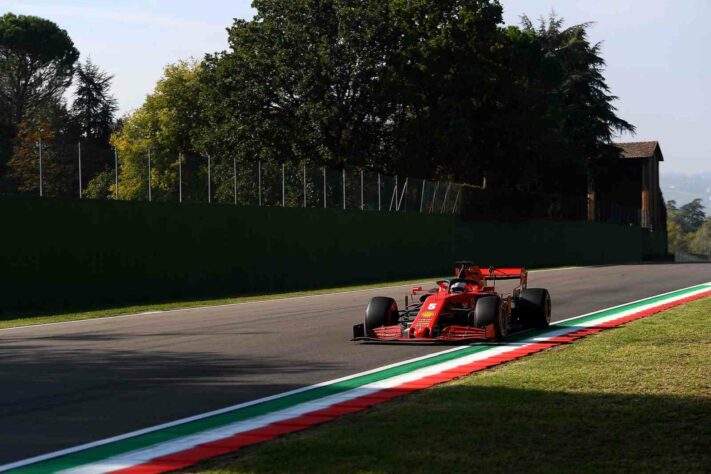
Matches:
[[589, 141, 665, 231]]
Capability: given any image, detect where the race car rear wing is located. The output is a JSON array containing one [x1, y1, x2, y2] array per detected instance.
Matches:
[[487, 267, 527, 280], [454, 262, 527, 287]]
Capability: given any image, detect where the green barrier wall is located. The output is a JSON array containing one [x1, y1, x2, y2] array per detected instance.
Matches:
[[0, 196, 667, 312]]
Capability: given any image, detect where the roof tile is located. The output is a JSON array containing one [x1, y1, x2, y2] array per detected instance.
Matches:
[[615, 141, 662, 160]]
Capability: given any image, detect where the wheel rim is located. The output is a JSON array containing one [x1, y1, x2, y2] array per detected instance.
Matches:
[[544, 294, 551, 323], [499, 303, 508, 336]]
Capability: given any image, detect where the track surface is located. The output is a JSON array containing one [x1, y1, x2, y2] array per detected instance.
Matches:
[[0, 263, 709, 464]]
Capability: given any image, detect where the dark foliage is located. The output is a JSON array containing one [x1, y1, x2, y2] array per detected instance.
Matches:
[[197, 2, 633, 198]]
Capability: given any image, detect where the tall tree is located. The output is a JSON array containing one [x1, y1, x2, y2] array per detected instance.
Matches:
[[199, 0, 401, 170], [72, 58, 117, 143], [101, 60, 206, 201], [689, 219, 711, 256], [677, 198, 705, 233], [385, 0, 506, 182], [0, 13, 79, 192], [71, 58, 118, 194], [0, 13, 79, 125], [199, 0, 506, 181], [520, 14, 635, 198], [7, 101, 78, 196]]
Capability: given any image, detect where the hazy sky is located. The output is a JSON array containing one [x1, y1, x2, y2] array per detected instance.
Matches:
[[1, 0, 709, 173]]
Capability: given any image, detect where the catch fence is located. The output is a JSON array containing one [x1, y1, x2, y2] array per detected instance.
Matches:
[[5, 141, 644, 226]]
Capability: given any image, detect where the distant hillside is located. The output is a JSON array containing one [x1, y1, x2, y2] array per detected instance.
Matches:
[[660, 172, 711, 208]]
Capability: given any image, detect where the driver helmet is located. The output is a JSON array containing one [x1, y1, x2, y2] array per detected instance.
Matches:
[[451, 281, 467, 293]]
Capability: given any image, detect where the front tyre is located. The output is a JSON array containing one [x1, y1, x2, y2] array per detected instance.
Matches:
[[365, 297, 399, 331], [518, 288, 551, 328], [474, 296, 506, 340]]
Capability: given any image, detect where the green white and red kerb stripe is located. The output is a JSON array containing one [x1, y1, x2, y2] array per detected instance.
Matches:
[[3, 283, 710, 474]]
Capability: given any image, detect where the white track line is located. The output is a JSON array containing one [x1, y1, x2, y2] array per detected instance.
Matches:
[[0, 345, 469, 472], [3, 280, 709, 474], [59, 284, 711, 474], [0, 267, 581, 332]]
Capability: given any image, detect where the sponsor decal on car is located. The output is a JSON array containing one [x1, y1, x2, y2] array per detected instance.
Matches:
[[427, 303, 437, 310]]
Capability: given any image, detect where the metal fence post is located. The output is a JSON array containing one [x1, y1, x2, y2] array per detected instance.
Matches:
[[388, 175, 397, 212], [207, 155, 211, 204], [451, 186, 461, 214], [258, 160, 262, 206], [114, 147, 119, 200], [429, 181, 439, 213], [440, 182, 451, 213], [233, 157, 237, 205], [78, 142, 82, 198], [38, 137, 43, 197], [377, 173, 381, 211], [322, 166, 326, 209], [282, 162, 286, 207], [342, 168, 346, 210], [303, 163, 307, 208], [360, 169, 364, 210], [397, 178, 408, 211], [147, 148, 151, 202], [394, 175, 398, 212], [420, 179, 426, 213]]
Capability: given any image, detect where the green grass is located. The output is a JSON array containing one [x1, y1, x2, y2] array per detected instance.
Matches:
[[187, 297, 711, 474], [0, 275, 455, 330], [0, 266, 575, 330]]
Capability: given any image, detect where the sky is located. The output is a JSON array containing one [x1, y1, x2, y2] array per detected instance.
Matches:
[[1, 0, 709, 174]]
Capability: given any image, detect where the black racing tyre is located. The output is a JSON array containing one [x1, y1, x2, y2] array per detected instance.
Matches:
[[474, 295, 506, 339], [518, 288, 552, 328], [365, 297, 399, 330]]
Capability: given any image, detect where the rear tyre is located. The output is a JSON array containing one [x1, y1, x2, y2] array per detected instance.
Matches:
[[365, 297, 399, 330], [518, 288, 551, 328]]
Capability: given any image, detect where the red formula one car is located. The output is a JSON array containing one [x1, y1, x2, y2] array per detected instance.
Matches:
[[352, 261, 551, 343]]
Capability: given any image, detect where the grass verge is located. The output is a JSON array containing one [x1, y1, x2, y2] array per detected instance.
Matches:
[[0, 266, 576, 330], [0, 275, 454, 330], [187, 297, 711, 473]]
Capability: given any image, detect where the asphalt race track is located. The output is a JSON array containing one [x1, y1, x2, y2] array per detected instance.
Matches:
[[1, 263, 709, 465]]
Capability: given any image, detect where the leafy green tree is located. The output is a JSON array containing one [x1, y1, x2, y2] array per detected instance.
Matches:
[[689, 219, 711, 257], [0, 13, 79, 191], [104, 60, 207, 201], [83, 168, 113, 199], [73, 58, 117, 143], [385, 0, 507, 182], [198, 3, 631, 199], [677, 198, 705, 233], [199, 0, 507, 183], [72, 58, 118, 193], [521, 14, 634, 158], [199, 0, 401, 170], [7, 102, 78, 196], [0, 13, 79, 125], [666, 219, 689, 253], [519, 14, 635, 195], [666, 199, 708, 255]]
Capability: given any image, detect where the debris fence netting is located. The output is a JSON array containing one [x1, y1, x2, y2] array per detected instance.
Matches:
[[5, 147, 643, 224], [214, 160, 463, 214]]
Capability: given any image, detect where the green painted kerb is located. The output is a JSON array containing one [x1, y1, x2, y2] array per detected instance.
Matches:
[[555, 285, 711, 328], [6, 283, 709, 474]]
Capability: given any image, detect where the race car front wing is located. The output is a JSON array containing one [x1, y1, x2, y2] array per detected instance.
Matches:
[[352, 323, 488, 343]]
